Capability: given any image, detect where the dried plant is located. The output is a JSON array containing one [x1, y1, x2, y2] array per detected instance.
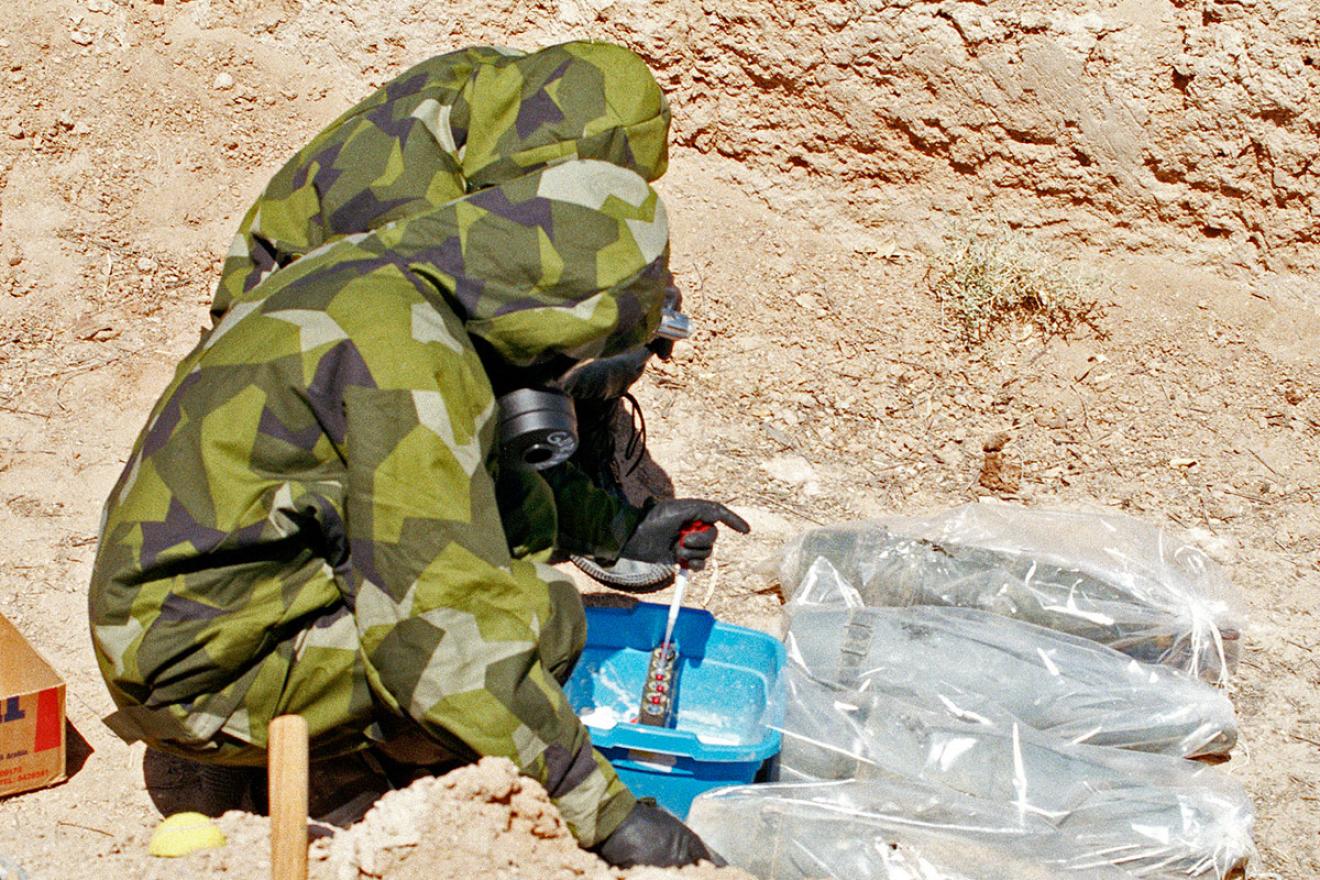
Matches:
[[928, 224, 1108, 343]]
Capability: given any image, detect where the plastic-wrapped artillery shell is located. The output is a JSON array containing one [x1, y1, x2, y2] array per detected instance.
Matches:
[[778, 504, 1245, 684], [764, 663, 1254, 879], [787, 604, 1238, 759], [689, 778, 1137, 880]]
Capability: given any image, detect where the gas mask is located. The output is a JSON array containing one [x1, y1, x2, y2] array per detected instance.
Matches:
[[497, 306, 691, 471]]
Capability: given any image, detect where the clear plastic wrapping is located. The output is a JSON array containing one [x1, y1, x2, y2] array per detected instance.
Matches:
[[688, 662, 1255, 879], [778, 503, 1245, 684], [688, 504, 1255, 879], [786, 567, 1238, 759], [689, 779, 1139, 880], [688, 775, 1236, 880]]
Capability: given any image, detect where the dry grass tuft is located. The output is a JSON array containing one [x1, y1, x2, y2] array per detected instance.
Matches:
[[927, 224, 1108, 343]]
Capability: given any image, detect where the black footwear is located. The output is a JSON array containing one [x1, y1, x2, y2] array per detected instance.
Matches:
[[143, 749, 264, 817]]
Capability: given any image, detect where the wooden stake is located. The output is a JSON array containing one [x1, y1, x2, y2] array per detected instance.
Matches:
[[268, 714, 309, 880]]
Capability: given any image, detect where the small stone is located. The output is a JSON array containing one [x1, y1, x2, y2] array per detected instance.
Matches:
[[8, 255, 21, 267], [213, 72, 235, 90], [74, 320, 119, 342], [136, 257, 156, 272], [762, 454, 816, 486], [1207, 499, 1243, 521], [70, 30, 94, 46], [7, 122, 23, 139], [978, 449, 1021, 495]]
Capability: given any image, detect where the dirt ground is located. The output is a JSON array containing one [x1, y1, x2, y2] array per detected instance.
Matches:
[[0, 1, 1317, 878]]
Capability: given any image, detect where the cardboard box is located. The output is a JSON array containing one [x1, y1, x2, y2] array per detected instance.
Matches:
[[0, 613, 66, 798]]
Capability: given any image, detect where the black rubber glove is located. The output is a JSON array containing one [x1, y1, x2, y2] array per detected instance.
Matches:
[[619, 498, 751, 571], [593, 801, 726, 868]]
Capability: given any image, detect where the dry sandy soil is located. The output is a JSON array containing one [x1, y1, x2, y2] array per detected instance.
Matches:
[[0, 1, 1317, 878]]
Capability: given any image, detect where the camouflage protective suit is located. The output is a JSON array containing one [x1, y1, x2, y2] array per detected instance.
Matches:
[[90, 45, 675, 847]]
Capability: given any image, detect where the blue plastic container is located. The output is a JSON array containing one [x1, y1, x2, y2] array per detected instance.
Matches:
[[565, 602, 784, 819]]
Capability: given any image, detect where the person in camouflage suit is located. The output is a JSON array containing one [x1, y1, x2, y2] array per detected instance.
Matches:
[[89, 43, 746, 868]]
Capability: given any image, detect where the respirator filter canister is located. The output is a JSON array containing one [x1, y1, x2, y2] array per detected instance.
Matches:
[[497, 388, 579, 471]]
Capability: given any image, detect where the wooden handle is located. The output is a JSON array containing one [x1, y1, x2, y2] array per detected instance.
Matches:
[[268, 714, 309, 880]]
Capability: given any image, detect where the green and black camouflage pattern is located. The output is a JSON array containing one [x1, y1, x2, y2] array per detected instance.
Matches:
[[90, 156, 671, 846], [211, 40, 670, 324], [209, 39, 671, 560]]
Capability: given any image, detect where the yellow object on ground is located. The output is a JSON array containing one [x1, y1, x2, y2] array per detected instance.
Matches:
[[148, 812, 228, 858]]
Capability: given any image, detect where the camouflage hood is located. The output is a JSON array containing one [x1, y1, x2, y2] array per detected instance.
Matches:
[[438, 43, 674, 367], [458, 41, 671, 189], [211, 41, 671, 326]]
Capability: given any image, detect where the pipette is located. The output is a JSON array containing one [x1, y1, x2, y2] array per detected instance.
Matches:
[[658, 521, 712, 660], [638, 521, 712, 728]]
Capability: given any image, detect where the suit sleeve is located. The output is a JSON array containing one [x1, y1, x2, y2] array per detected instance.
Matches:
[[542, 462, 645, 561]]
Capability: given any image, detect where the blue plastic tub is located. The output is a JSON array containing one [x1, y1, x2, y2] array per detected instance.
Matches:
[[565, 602, 784, 819]]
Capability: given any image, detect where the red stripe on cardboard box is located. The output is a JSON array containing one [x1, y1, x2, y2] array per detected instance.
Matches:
[[33, 688, 61, 752]]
